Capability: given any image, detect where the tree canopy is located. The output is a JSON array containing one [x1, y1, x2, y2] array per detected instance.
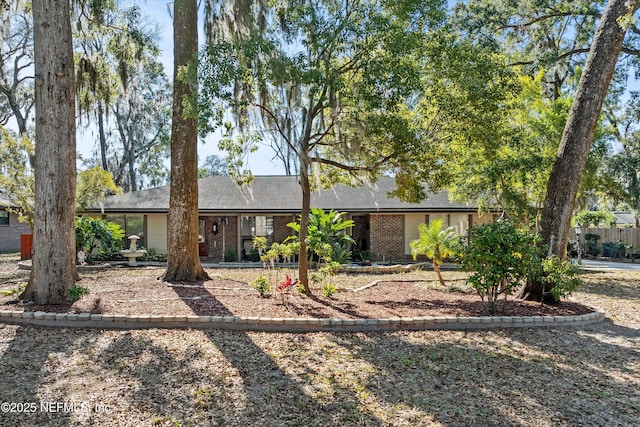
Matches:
[[200, 0, 450, 289]]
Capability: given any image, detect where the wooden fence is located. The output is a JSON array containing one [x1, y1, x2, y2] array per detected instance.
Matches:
[[568, 228, 640, 248]]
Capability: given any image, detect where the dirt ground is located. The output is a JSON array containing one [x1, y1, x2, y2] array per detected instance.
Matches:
[[1, 262, 593, 318], [0, 254, 638, 426]]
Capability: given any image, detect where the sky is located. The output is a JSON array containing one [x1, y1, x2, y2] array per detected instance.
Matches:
[[18, 2, 640, 176], [76, 1, 287, 176]]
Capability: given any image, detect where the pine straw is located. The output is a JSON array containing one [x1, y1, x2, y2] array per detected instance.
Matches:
[[0, 256, 638, 426]]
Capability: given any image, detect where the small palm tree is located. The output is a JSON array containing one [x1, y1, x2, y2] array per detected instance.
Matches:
[[410, 219, 459, 287]]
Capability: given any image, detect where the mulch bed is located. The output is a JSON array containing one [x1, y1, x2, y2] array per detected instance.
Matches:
[[1, 266, 594, 318]]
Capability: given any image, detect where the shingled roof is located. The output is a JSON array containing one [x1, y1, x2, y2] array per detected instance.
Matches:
[[84, 175, 478, 214], [0, 193, 17, 208]]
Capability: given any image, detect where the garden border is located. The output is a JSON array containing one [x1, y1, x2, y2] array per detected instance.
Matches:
[[0, 308, 605, 332]]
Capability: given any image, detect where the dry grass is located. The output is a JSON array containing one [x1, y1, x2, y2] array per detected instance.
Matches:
[[0, 254, 638, 426]]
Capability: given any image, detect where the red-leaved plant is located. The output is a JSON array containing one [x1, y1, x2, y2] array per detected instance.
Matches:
[[276, 274, 298, 304]]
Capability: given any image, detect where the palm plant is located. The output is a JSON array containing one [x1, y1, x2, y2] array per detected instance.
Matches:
[[288, 208, 355, 266], [410, 219, 459, 287]]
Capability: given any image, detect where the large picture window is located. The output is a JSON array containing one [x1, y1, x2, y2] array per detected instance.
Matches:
[[241, 216, 273, 237], [241, 216, 274, 260], [0, 209, 9, 226], [104, 214, 146, 247]]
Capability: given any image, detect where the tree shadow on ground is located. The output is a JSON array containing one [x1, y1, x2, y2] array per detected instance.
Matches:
[[94, 330, 242, 425], [0, 326, 95, 427], [1, 320, 637, 426], [327, 320, 639, 426], [166, 280, 387, 425], [580, 271, 640, 300], [169, 280, 236, 316], [204, 330, 387, 426], [304, 294, 363, 318]]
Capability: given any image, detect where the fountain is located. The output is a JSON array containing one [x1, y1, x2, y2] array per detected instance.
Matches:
[[120, 235, 146, 266]]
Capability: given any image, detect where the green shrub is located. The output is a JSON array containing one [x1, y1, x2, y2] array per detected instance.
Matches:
[[251, 275, 272, 298], [247, 248, 261, 262], [540, 256, 582, 301], [224, 249, 236, 262], [287, 207, 355, 264], [92, 247, 125, 261], [460, 220, 539, 314], [330, 243, 352, 264], [67, 285, 90, 302], [281, 242, 299, 263], [75, 215, 124, 260], [310, 272, 323, 285], [141, 248, 167, 262], [583, 233, 601, 257], [319, 261, 341, 277], [252, 236, 268, 257], [602, 242, 626, 258], [322, 282, 336, 298], [356, 249, 373, 263]]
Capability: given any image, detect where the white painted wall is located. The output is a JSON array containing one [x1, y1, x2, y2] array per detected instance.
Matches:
[[404, 214, 427, 255], [146, 214, 168, 252], [472, 213, 495, 227]]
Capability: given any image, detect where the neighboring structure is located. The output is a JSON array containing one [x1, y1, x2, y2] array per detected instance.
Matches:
[[0, 194, 31, 253], [614, 212, 636, 228], [82, 176, 496, 262]]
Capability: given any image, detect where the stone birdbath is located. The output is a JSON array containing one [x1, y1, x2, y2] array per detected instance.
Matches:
[[120, 235, 146, 266]]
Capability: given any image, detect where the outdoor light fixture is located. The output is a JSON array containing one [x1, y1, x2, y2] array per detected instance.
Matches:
[[574, 223, 583, 265], [212, 223, 218, 234], [574, 223, 582, 236]]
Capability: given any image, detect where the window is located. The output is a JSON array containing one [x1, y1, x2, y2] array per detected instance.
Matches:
[[104, 214, 146, 247], [0, 210, 9, 226], [240, 216, 274, 261], [241, 216, 273, 237]]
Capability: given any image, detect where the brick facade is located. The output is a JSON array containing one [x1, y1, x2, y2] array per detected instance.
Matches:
[[273, 215, 295, 243], [0, 210, 31, 252], [203, 215, 238, 261], [369, 214, 406, 262], [197, 213, 409, 262]]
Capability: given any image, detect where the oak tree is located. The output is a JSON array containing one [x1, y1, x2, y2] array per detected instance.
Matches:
[[527, 0, 639, 301], [201, 0, 443, 291]]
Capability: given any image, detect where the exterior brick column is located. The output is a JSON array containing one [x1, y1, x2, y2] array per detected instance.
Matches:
[[369, 214, 405, 262], [273, 215, 295, 243]]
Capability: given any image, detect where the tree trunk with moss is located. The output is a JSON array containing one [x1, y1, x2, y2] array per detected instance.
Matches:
[[161, 0, 209, 282]]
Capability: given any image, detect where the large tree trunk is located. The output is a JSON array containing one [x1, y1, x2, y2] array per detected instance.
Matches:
[[161, 0, 209, 282], [523, 0, 638, 301], [21, 0, 78, 304]]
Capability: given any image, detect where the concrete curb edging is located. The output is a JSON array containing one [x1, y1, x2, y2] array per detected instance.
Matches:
[[0, 308, 606, 332]]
